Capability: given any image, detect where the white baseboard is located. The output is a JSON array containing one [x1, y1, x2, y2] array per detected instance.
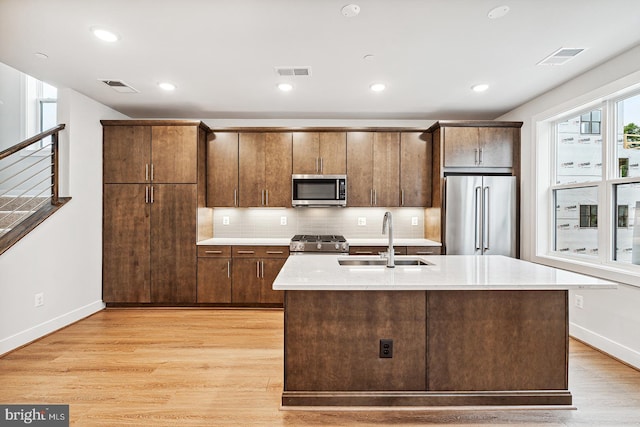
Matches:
[[570, 322, 640, 370], [0, 300, 105, 355]]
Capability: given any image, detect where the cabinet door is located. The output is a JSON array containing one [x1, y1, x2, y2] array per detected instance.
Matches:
[[292, 132, 320, 174], [150, 184, 197, 303], [103, 184, 151, 302], [197, 258, 232, 303], [443, 127, 479, 167], [238, 133, 266, 207], [349, 246, 407, 255], [401, 132, 431, 207], [347, 132, 374, 206], [103, 126, 151, 184], [479, 127, 514, 168], [264, 132, 292, 207], [260, 258, 286, 304], [151, 126, 198, 184], [373, 132, 400, 207], [232, 258, 261, 303], [319, 132, 347, 174], [207, 132, 239, 207]]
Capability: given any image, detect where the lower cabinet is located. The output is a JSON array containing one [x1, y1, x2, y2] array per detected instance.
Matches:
[[197, 245, 288, 305], [349, 246, 442, 256]]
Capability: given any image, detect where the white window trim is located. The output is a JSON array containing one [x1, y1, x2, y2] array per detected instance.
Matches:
[[530, 71, 640, 288]]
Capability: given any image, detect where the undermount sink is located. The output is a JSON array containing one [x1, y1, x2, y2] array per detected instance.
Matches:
[[338, 257, 432, 267]]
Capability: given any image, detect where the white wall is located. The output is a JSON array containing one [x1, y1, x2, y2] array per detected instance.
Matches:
[[0, 62, 23, 150], [0, 88, 127, 355], [498, 44, 640, 369]]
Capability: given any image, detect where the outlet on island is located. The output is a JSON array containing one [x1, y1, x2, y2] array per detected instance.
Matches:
[[379, 339, 393, 358]]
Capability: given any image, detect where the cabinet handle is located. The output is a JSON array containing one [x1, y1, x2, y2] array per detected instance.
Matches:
[[266, 251, 283, 254], [205, 250, 222, 254], [145, 164, 149, 181], [256, 261, 260, 278], [265, 189, 269, 206], [370, 189, 373, 206], [373, 189, 377, 206], [150, 186, 154, 204], [355, 251, 374, 255], [234, 189, 237, 207], [415, 251, 434, 255], [401, 189, 405, 206], [474, 148, 479, 165], [261, 190, 265, 206], [145, 186, 149, 204], [237, 250, 255, 254], [150, 163, 154, 181], [479, 148, 483, 165], [227, 261, 230, 278], [320, 157, 323, 174], [315, 157, 319, 173], [261, 260, 264, 278]]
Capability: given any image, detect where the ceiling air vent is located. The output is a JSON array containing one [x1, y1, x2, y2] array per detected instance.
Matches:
[[538, 48, 585, 66], [274, 66, 312, 77], [99, 79, 139, 93]]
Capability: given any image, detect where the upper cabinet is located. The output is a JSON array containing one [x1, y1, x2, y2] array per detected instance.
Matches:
[[207, 132, 239, 207], [400, 132, 431, 207], [428, 121, 521, 170], [292, 132, 347, 174], [103, 125, 198, 184], [347, 132, 400, 207], [238, 132, 292, 207]]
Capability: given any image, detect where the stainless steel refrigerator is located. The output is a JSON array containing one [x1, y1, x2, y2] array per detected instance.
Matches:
[[444, 175, 516, 256]]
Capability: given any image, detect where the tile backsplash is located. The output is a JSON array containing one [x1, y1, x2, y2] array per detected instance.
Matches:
[[211, 207, 426, 239]]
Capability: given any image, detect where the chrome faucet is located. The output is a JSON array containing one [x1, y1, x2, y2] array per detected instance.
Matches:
[[382, 211, 394, 268]]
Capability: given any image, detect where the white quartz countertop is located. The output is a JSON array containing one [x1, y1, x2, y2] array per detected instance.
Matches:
[[272, 254, 618, 291], [197, 237, 440, 246]]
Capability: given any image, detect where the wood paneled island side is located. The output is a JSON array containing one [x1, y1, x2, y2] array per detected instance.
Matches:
[[273, 255, 617, 407]]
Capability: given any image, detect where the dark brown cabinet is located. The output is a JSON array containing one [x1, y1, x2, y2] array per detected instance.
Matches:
[[206, 132, 238, 207], [231, 246, 288, 305], [238, 133, 292, 207], [347, 132, 400, 207], [441, 126, 516, 168], [349, 245, 441, 256], [400, 132, 431, 207], [102, 120, 208, 304], [292, 132, 347, 174], [197, 246, 232, 303]]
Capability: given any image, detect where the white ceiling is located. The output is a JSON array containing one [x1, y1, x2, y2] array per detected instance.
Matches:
[[1, 0, 640, 121]]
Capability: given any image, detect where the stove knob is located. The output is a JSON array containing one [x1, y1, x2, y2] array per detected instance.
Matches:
[[317, 243, 322, 250], [335, 243, 340, 250]]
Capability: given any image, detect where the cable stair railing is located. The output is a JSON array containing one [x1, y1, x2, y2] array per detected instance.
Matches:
[[0, 124, 68, 256]]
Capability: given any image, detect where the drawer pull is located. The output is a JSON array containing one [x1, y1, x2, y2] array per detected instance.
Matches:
[[266, 251, 284, 254], [237, 250, 255, 254], [205, 250, 223, 254], [355, 251, 373, 255], [415, 251, 433, 255]]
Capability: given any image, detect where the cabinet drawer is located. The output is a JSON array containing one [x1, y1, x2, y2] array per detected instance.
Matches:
[[349, 246, 407, 255], [406, 246, 442, 255], [197, 245, 232, 257], [232, 246, 290, 258]]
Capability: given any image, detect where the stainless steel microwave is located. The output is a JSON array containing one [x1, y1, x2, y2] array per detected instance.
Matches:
[[291, 174, 347, 207]]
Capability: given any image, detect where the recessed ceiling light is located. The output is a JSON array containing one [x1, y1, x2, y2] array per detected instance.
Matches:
[[487, 5, 510, 19], [91, 27, 119, 42], [33, 52, 48, 60], [370, 83, 386, 92], [158, 82, 176, 91], [341, 4, 361, 17], [471, 84, 489, 92], [277, 83, 293, 92]]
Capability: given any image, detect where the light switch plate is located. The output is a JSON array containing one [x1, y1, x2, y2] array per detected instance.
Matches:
[[357, 217, 366, 226], [222, 216, 230, 225], [280, 216, 287, 225], [411, 216, 419, 226]]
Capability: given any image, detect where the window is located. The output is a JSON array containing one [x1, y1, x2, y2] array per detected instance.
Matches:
[[25, 75, 57, 149], [545, 91, 640, 270]]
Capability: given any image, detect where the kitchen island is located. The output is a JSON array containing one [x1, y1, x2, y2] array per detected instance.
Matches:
[[273, 254, 617, 407]]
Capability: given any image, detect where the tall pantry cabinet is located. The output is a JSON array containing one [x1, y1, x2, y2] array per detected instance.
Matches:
[[102, 120, 210, 304]]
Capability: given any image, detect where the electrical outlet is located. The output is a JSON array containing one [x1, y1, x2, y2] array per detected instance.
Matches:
[[280, 216, 287, 226], [222, 216, 230, 225], [379, 339, 393, 358], [34, 292, 44, 307], [411, 216, 419, 226], [575, 294, 584, 309], [357, 217, 367, 226]]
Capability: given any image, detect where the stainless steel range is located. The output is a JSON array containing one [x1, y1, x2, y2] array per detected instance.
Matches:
[[290, 234, 349, 254]]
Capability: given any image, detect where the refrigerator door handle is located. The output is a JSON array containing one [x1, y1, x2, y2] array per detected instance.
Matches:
[[483, 186, 490, 251], [475, 186, 482, 250]]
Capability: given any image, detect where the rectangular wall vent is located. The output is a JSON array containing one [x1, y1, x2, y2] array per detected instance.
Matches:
[[274, 66, 312, 77], [99, 79, 139, 93], [538, 48, 585, 66]]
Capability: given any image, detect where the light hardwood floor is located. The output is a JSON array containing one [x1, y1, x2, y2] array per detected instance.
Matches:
[[1, 309, 639, 426]]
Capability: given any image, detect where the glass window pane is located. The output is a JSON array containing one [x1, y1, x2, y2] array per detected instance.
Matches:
[[557, 111, 602, 184], [555, 187, 599, 256], [614, 183, 640, 264], [592, 110, 601, 121], [616, 93, 640, 178]]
